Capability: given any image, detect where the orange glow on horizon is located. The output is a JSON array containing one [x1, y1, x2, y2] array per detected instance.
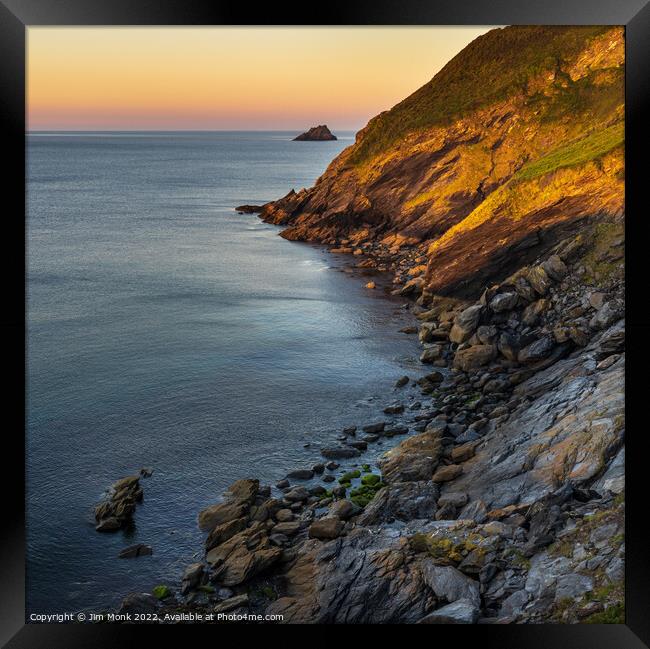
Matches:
[[28, 27, 494, 131]]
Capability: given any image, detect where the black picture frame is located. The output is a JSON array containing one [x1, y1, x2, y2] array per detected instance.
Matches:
[[1, 0, 648, 645]]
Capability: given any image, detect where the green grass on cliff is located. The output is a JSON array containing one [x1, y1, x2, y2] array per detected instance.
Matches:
[[514, 122, 624, 182], [348, 26, 613, 165]]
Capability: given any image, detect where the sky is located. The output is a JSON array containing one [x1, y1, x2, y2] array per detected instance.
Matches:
[[27, 26, 494, 131]]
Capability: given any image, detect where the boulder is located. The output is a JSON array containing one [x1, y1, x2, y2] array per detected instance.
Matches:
[[489, 292, 518, 313], [418, 599, 479, 624], [309, 517, 344, 540], [518, 336, 555, 363], [453, 345, 497, 371], [432, 464, 463, 483], [321, 447, 361, 460], [449, 305, 483, 343], [421, 562, 480, 606]]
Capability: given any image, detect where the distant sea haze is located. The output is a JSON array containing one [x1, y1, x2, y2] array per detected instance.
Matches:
[[26, 131, 420, 613]]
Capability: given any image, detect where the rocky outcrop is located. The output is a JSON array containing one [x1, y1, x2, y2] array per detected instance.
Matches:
[[94, 475, 143, 532], [258, 27, 623, 299], [293, 125, 337, 141]]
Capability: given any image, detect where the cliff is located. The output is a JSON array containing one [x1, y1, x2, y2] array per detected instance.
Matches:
[[261, 26, 624, 298], [115, 26, 626, 625]]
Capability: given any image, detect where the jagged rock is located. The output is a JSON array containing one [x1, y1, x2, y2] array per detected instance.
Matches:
[[206, 522, 282, 586], [418, 599, 479, 624], [590, 301, 623, 330], [449, 305, 483, 343], [198, 479, 259, 531], [95, 475, 143, 532], [293, 125, 337, 141], [286, 469, 314, 480], [421, 562, 480, 606], [490, 292, 518, 313], [517, 336, 555, 363]]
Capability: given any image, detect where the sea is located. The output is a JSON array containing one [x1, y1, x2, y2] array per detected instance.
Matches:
[[26, 131, 421, 615]]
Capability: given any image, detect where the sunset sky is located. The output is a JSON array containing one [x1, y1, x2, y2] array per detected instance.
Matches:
[[27, 27, 493, 131]]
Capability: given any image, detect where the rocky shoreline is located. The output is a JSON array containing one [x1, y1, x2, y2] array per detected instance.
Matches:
[[112, 215, 624, 624]]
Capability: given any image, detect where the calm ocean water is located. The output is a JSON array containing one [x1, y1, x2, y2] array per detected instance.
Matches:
[[26, 131, 420, 615]]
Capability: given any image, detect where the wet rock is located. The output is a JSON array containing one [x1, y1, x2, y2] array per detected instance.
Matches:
[[213, 594, 250, 614], [276, 479, 290, 489], [347, 440, 368, 451], [312, 463, 325, 474], [395, 375, 410, 387], [198, 479, 259, 531], [286, 469, 314, 480], [384, 403, 405, 414], [284, 487, 310, 502], [95, 475, 143, 533], [321, 447, 361, 459], [118, 543, 153, 559], [362, 421, 386, 433]]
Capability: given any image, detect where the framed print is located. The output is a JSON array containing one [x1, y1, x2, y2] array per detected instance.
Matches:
[[1, 0, 648, 646]]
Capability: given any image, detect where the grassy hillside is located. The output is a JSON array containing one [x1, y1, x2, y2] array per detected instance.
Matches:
[[349, 26, 616, 166]]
